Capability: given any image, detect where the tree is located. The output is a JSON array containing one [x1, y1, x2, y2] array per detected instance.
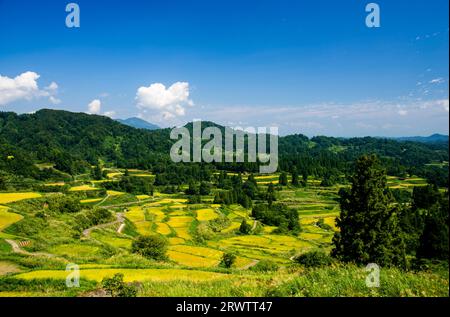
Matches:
[[239, 219, 252, 234], [131, 235, 168, 260], [267, 182, 276, 206], [332, 155, 406, 267], [102, 273, 137, 297], [301, 170, 308, 187], [417, 193, 449, 260], [199, 182, 211, 195], [220, 252, 236, 268], [279, 172, 288, 186], [91, 164, 103, 180], [291, 168, 299, 186]]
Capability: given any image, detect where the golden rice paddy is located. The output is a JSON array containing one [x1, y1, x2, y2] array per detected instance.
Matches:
[[14, 269, 228, 282], [0, 207, 23, 231], [155, 222, 172, 235], [69, 185, 98, 192], [196, 208, 219, 221], [0, 192, 42, 204]]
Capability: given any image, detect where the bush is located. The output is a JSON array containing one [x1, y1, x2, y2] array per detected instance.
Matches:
[[294, 250, 333, 268], [102, 273, 137, 297], [250, 260, 278, 272], [220, 252, 236, 268], [131, 235, 168, 261]]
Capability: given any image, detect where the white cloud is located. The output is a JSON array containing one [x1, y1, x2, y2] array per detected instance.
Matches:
[[88, 99, 101, 114], [46, 82, 58, 91], [0, 71, 59, 106], [136, 82, 193, 122], [398, 109, 408, 116], [429, 78, 445, 84], [49, 96, 61, 105], [103, 111, 116, 118]]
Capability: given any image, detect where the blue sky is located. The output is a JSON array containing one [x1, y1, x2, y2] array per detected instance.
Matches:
[[0, 0, 448, 136]]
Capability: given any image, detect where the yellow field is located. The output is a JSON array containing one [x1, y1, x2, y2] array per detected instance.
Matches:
[[146, 207, 165, 222], [136, 195, 151, 200], [106, 190, 125, 196], [155, 222, 171, 235], [167, 216, 193, 228], [44, 182, 65, 186], [80, 198, 102, 204], [14, 268, 228, 282], [69, 185, 98, 192], [221, 222, 241, 233], [0, 207, 23, 231], [170, 245, 223, 259], [167, 250, 219, 267], [196, 208, 219, 221], [0, 192, 42, 204], [107, 172, 123, 179], [158, 198, 188, 204], [125, 206, 145, 222], [133, 222, 153, 236], [49, 244, 101, 258], [174, 227, 191, 240], [168, 237, 185, 245]]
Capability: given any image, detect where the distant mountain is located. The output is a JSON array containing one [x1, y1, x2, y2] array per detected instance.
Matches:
[[116, 117, 159, 130], [392, 134, 449, 143]]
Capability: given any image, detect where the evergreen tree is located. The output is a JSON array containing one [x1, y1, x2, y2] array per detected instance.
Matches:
[[332, 155, 406, 267], [267, 182, 276, 206], [291, 168, 299, 186], [417, 193, 449, 260], [279, 172, 288, 186], [239, 219, 252, 234]]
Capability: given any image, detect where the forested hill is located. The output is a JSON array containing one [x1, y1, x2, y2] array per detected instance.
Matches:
[[0, 109, 448, 186]]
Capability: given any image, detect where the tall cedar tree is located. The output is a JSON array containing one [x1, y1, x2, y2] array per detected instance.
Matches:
[[332, 155, 406, 267], [279, 172, 288, 186]]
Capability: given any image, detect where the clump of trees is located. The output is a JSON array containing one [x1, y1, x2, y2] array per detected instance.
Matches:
[[104, 176, 154, 195], [252, 203, 300, 234], [131, 235, 168, 261], [220, 252, 236, 268], [102, 273, 137, 297], [294, 250, 333, 268]]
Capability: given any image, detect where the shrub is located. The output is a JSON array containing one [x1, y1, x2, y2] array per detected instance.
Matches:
[[250, 260, 278, 272], [131, 235, 168, 261], [294, 250, 333, 268], [102, 273, 137, 297], [239, 219, 252, 234], [220, 252, 236, 268]]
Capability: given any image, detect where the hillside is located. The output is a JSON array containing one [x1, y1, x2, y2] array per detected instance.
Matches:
[[0, 109, 448, 186]]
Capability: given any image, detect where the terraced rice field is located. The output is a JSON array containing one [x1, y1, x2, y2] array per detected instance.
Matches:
[[69, 185, 99, 192], [106, 190, 125, 196], [167, 216, 193, 228], [196, 208, 219, 221], [0, 192, 42, 204], [14, 268, 228, 282], [155, 222, 172, 235], [80, 198, 102, 204], [125, 206, 154, 235], [0, 207, 23, 231]]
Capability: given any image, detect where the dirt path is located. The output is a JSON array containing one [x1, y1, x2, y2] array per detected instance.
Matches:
[[82, 212, 124, 237], [5, 239, 63, 260], [240, 259, 260, 270], [251, 220, 258, 231]]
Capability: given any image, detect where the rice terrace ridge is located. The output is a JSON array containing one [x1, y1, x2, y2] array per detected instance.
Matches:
[[0, 0, 448, 309]]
